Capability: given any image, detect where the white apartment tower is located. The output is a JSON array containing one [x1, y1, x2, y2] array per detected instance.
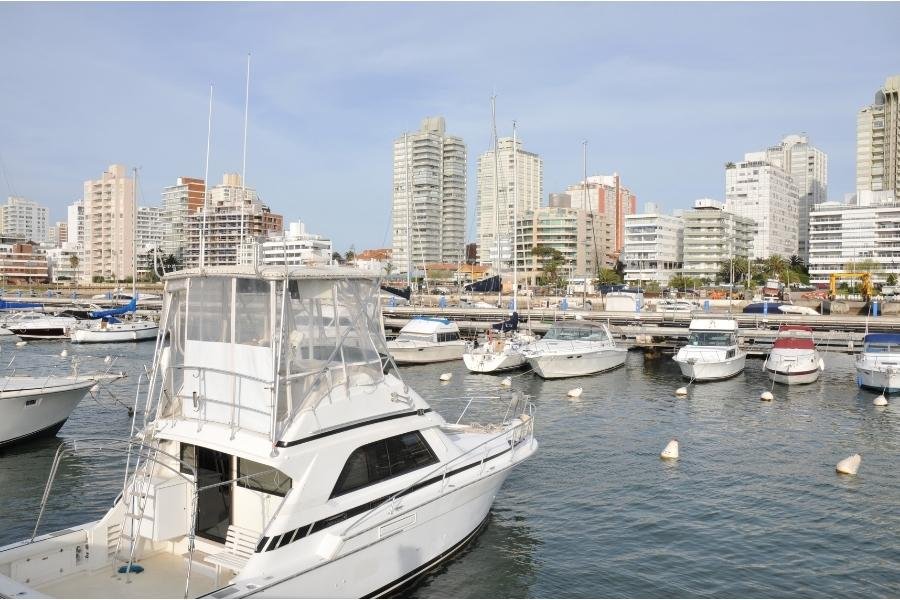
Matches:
[[765, 135, 827, 261], [476, 136, 542, 267], [725, 152, 800, 259], [857, 75, 900, 199], [682, 199, 754, 283], [622, 211, 684, 286], [83, 164, 135, 282], [65, 199, 84, 251], [391, 117, 466, 273], [0, 197, 49, 242]]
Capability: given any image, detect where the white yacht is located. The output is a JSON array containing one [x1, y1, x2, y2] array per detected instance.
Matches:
[[673, 318, 746, 381], [7, 314, 77, 339], [0, 264, 537, 598], [0, 375, 97, 447], [764, 325, 824, 385], [522, 321, 626, 379], [856, 333, 900, 393], [0, 311, 47, 336], [462, 312, 534, 374], [387, 316, 469, 364]]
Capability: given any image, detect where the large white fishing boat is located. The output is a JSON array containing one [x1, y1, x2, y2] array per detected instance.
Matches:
[[0, 264, 537, 598], [673, 318, 746, 381], [0, 375, 97, 447], [764, 325, 824, 385], [522, 321, 626, 379], [387, 316, 469, 364], [856, 333, 900, 393]]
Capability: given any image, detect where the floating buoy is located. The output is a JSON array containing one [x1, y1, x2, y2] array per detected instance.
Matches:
[[567, 387, 583, 398], [660, 439, 679, 460], [439, 373, 452, 382], [15, 341, 27, 347], [60, 349, 69, 358], [760, 390, 774, 401], [873, 395, 888, 406], [104, 355, 112, 364], [675, 387, 688, 397], [90, 384, 100, 394], [818, 358, 825, 372], [500, 377, 512, 387], [836, 454, 861, 475]]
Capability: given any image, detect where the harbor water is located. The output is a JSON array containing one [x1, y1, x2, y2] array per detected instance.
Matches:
[[1, 340, 898, 597]]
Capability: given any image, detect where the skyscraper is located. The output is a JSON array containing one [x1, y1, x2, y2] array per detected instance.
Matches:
[[857, 74, 900, 198], [765, 135, 827, 261], [83, 164, 135, 282], [391, 117, 466, 274], [161, 176, 205, 259], [564, 174, 637, 254], [0, 196, 49, 243], [475, 136, 542, 267]]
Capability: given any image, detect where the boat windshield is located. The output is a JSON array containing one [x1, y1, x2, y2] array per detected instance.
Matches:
[[687, 331, 735, 347], [544, 325, 610, 342], [864, 342, 898, 353]]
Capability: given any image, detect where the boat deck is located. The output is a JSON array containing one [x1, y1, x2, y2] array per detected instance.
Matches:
[[36, 551, 220, 599]]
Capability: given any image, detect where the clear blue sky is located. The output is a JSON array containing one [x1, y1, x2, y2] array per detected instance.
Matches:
[[1, 2, 898, 252]]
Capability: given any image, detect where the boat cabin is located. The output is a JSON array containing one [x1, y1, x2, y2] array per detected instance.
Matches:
[[543, 321, 613, 343], [394, 316, 462, 343], [686, 319, 739, 347], [773, 325, 815, 350]]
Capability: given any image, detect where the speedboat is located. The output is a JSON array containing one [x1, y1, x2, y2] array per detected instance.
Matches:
[[0, 264, 537, 598], [7, 314, 77, 339], [0, 311, 48, 336], [463, 313, 535, 374], [387, 316, 469, 364], [764, 325, 824, 385], [70, 317, 159, 343], [673, 318, 746, 381], [522, 321, 626, 379], [655, 299, 698, 313], [856, 333, 900, 392], [0, 375, 99, 447]]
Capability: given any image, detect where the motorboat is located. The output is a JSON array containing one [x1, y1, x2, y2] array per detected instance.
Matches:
[[655, 299, 698, 313], [0, 375, 100, 448], [92, 290, 161, 302], [776, 304, 820, 316], [70, 317, 159, 343], [856, 333, 900, 392], [0, 264, 537, 598], [522, 321, 626, 379], [764, 325, 824, 385], [0, 311, 48, 336], [7, 314, 78, 339], [387, 316, 469, 364], [463, 312, 535, 374], [673, 318, 746, 381]]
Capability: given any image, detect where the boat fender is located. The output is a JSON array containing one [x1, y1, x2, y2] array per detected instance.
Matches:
[[819, 358, 825, 372], [675, 387, 688, 397], [835, 454, 861, 475]]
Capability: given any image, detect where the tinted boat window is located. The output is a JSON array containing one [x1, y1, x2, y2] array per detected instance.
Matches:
[[236, 457, 292, 497], [331, 431, 438, 498]]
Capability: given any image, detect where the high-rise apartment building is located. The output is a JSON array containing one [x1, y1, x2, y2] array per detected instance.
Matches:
[[184, 173, 282, 268], [725, 152, 800, 259], [564, 175, 637, 254], [857, 75, 900, 198], [622, 211, 684, 286], [136, 206, 164, 253], [65, 199, 84, 251], [0, 197, 48, 243], [682, 199, 754, 283], [476, 137, 542, 266], [161, 176, 205, 258], [243, 220, 333, 267], [764, 135, 827, 261], [391, 117, 466, 272], [83, 164, 135, 282], [48, 222, 68, 248]]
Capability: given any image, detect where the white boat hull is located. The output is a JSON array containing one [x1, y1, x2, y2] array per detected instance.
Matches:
[[387, 342, 467, 364], [0, 378, 96, 447], [70, 322, 158, 343], [856, 358, 900, 393], [528, 347, 627, 379], [462, 349, 526, 373], [765, 351, 823, 385], [675, 353, 746, 381]]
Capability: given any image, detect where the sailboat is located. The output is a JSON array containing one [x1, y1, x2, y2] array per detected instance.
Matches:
[[70, 168, 159, 343], [463, 112, 534, 374]]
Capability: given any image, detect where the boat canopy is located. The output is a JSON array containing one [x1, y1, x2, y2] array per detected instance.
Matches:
[[543, 321, 612, 342], [400, 316, 458, 335], [89, 297, 137, 318], [862, 333, 900, 349], [0, 300, 43, 310]]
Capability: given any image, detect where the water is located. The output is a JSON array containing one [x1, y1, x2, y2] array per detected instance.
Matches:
[[1, 341, 898, 598]]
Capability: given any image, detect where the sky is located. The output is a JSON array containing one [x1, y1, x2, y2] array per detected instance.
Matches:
[[1, 2, 899, 252]]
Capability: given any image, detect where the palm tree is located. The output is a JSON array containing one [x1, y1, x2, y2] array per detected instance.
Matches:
[[789, 254, 805, 272], [765, 255, 787, 277]]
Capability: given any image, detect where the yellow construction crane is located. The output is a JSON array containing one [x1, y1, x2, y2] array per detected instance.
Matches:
[[829, 272, 874, 299]]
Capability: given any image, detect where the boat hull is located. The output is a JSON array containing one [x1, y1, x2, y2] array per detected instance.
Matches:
[[856, 363, 900, 393], [675, 354, 746, 381], [528, 348, 627, 379], [765, 351, 823, 385], [0, 379, 95, 447], [70, 323, 158, 343], [462, 349, 526, 373], [10, 327, 71, 340], [388, 343, 467, 365]]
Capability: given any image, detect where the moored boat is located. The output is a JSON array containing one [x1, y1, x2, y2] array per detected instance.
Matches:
[[522, 321, 626, 379], [673, 318, 746, 381], [764, 325, 824, 385], [387, 316, 469, 364], [0, 376, 99, 448], [7, 315, 77, 339], [856, 333, 900, 392]]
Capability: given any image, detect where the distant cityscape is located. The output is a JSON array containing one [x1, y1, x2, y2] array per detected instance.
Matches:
[[1, 74, 897, 290]]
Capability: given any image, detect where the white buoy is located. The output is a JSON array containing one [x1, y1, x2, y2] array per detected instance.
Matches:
[[660, 439, 679, 460], [439, 372, 452, 382], [760, 390, 774, 401], [104, 355, 112, 364], [836, 454, 861, 475], [16, 341, 27, 347], [873, 394, 888, 406], [60, 349, 69, 358], [675, 387, 688, 397], [500, 377, 512, 387], [90, 384, 100, 394], [567, 387, 583, 398]]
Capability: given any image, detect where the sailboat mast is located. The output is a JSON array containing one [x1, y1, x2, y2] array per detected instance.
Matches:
[[132, 167, 137, 298], [200, 83, 213, 269], [405, 132, 412, 289], [239, 53, 250, 264], [512, 120, 518, 311], [491, 95, 501, 306]]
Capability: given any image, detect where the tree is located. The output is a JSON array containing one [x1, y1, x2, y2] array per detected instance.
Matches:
[[69, 254, 79, 271], [344, 245, 356, 264], [764, 255, 787, 276], [331, 251, 344, 264], [384, 261, 395, 277], [718, 257, 748, 283], [531, 245, 567, 287], [669, 274, 697, 291], [845, 258, 879, 274], [595, 268, 620, 285], [887, 273, 898, 286], [789, 254, 806, 273]]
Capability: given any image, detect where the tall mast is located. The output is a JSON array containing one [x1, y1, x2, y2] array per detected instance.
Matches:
[[132, 167, 137, 298], [512, 120, 518, 311], [239, 53, 251, 264], [491, 95, 501, 305], [405, 132, 412, 289], [200, 84, 213, 269], [583, 140, 588, 303]]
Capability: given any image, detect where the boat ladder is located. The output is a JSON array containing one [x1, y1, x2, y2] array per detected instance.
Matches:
[[111, 427, 159, 581]]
